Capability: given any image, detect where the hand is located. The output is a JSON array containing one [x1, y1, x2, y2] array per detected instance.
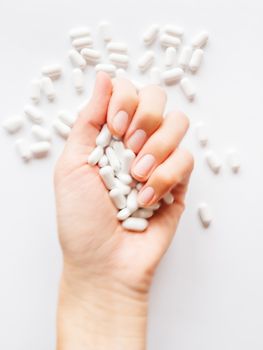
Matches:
[[55, 72, 194, 350]]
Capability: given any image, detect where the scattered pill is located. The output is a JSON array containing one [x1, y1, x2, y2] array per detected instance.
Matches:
[[192, 31, 209, 48], [160, 34, 181, 48], [198, 202, 212, 228], [122, 217, 149, 232], [30, 141, 51, 158], [53, 119, 71, 139], [99, 166, 116, 190], [72, 68, 85, 93], [226, 149, 241, 173], [117, 208, 132, 221], [106, 146, 121, 172], [178, 46, 192, 70], [2, 115, 24, 133], [165, 47, 176, 67], [126, 189, 139, 213], [109, 188, 127, 209], [42, 76, 56, 101], [138, 51, 154, 72], [180, 77, 195, 101], [69, 27, 91, 40], [189, 49, 204, 72], [205, 150, 221, 174], [31, 125, 51, 141], [57, 110, 76, 128], [87, 145, 104, 166], [72, 36, 93, 51], [163, 192, 174, 205], [143, 24, 159, 46], [164, 24, 184, 37], [150, 67, 161, 85], [96, 124, 112, 147], [95, 63, 116, 76], [30, 79, 41, 104], [116, 173, 133, 185], [109, 53, 129, 68], [41, 64, 62, 80], [24, 105, 44, 124], [195, 122, 209, 147], [107, 42, 128, 53], [69, 49, 86, 70], [162, 67, 184, 85], [81, 48, 101, 64], [99, 21, 112, 42], [15, 139, 32, 162]]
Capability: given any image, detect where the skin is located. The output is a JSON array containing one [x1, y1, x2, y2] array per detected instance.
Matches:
[[55, 72, 194, 350]]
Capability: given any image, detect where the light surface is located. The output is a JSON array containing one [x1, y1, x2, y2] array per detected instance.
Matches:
[[0, 0, 263, 349]]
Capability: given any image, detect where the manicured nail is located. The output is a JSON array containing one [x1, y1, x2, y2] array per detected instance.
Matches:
[[138, 186, 155, 205], [112, 111, 129, 135], [126, 129, 147, 153], [133, 154, 155, 178]]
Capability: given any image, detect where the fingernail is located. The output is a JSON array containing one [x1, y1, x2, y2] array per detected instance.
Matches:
[[133, 154, 155, 178], [112, 111, 129, 135], [127, 129, 146, 153], [138, 186, 155, 205]]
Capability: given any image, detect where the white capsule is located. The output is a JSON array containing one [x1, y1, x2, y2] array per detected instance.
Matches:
[[53, 119, 71, 139], [165, 47, 176, 67], [162, 67, 184, 85], [136, 182, 143, 191], [95, 64, 116, 77], [195, 122, 208, 147], [132, 80, 145, 91], [107, 42, 128, 53], [30, 141, 51, 158], [205, 150, 221, 174], [132, 208, 154, 219], [163, 192, 174, 205], [2, 115, 24, 133], [138, 51, 154, 72], [24, 105, 44, 124], [198, 202, 212, 228], [189, 49, 204, 73], [160, 34, 181, 48], [87, 145, 104, 166], [96, 124, 111, 147], [148, 202, 161, 211], [117, 208, 132, 221], [41, 64, 62, 80], [72, 68, 85, 93], [99, 166, 116, 190], [114, 178, 131, 195], [122, 217, 149, 232], [99, 21, 112, 42], [69, 49, 86, 70], [109, 53, 129, 68], [69, 27, 91, 40], [126, 189, 139, 213], [57, 110, 76, 128], [72, 36, 93, 51], [164, 24, 184, 37], [31, 125, 51, 141], [109, 188, 127, 209], [226, 149, 241, 173], [116, 173, 132, 185], [15, 139, 32, 161], [150, 67, 161, 85], [30, 79, 41, 104], [42, 76, 56, 101], [143, 24, 159, 46], [81, 48, 101, 64], [112, 140, 125, 158], [116, 68, 129, 79], [98, 154, 109, 168], [192, 31, 209, 48], [105, 147, 121, 172], [121, 149, 136, 173], [180, 77, 196, 101], [178, 46, 192, 70]]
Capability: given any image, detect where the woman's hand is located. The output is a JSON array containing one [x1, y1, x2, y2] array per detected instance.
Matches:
[[55, 72, 194, 350]]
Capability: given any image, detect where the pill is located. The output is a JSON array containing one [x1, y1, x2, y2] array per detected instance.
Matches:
[[53, 119, 71, 139], [72, 68, 85, 93], [132, 80, 145, 91], [195, 122, 208, 147], [69, 27, 91, 40], [116, 173, 133, 185], [2, 115, 24, 133], [95, 64, 116, 77], [72, 36, 93, 50], [189, 49, 204, 73], [15, 139, 32, 161], [138, 51, 154, 72], [205, 150, 221, 174], [198, 202, 212, 228], [164, 24, 184, 37], [163, 192, 174, 205], [192, 31, 209, 48], [114, 178, 131, 195], [109, 188, 127, 209], [99, 166, 116, 190], [69, 49, 86, 70], [116, 68, 129, 79], [106, 146, 121, 172], [96, 124, 111, 147], [58, 110, 76, 128], [109, 53, 129, 68], [112, 140, 125, 158], [99, 21, 112, 42], [136, 182, 143, 191], [150, 67, 161, 85], [162, 67, 184, 85], [122, 217, 149, 232], [142, 24, 159, 46], [41, 64, 62, 80], [24, 105, 44, 124], [180, 77, 195, 101], [81, 48, 101, 64], [98, 154, 109, 168], [226, 149, 241, 173], [126, 189, 139, 213], [121, 149, 136, 173], [42, 76, 56, 101], [178, 46, 192, 69], [30, 141, 51, 158], [30, 79, 41, 104], [31, 125, 51, 141], [87, 145, 104, 166], [165, 47, 176, 67], [132, 208, 154, 219], [148, 202, 161, 211], [117, 208, 132, 221], [107, 42, 128, 53], [160, 34, 181, 48]]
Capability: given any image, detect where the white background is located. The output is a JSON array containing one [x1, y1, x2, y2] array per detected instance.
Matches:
[[0, 0, 263, 349]]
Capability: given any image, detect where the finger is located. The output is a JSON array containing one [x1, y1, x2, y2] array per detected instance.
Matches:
[[124, 85, 167, 154], [131, 110, 189, 182], [107, 78, 138, 137], [137, 148, 194, 207], [69, 72, 113, 147]]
